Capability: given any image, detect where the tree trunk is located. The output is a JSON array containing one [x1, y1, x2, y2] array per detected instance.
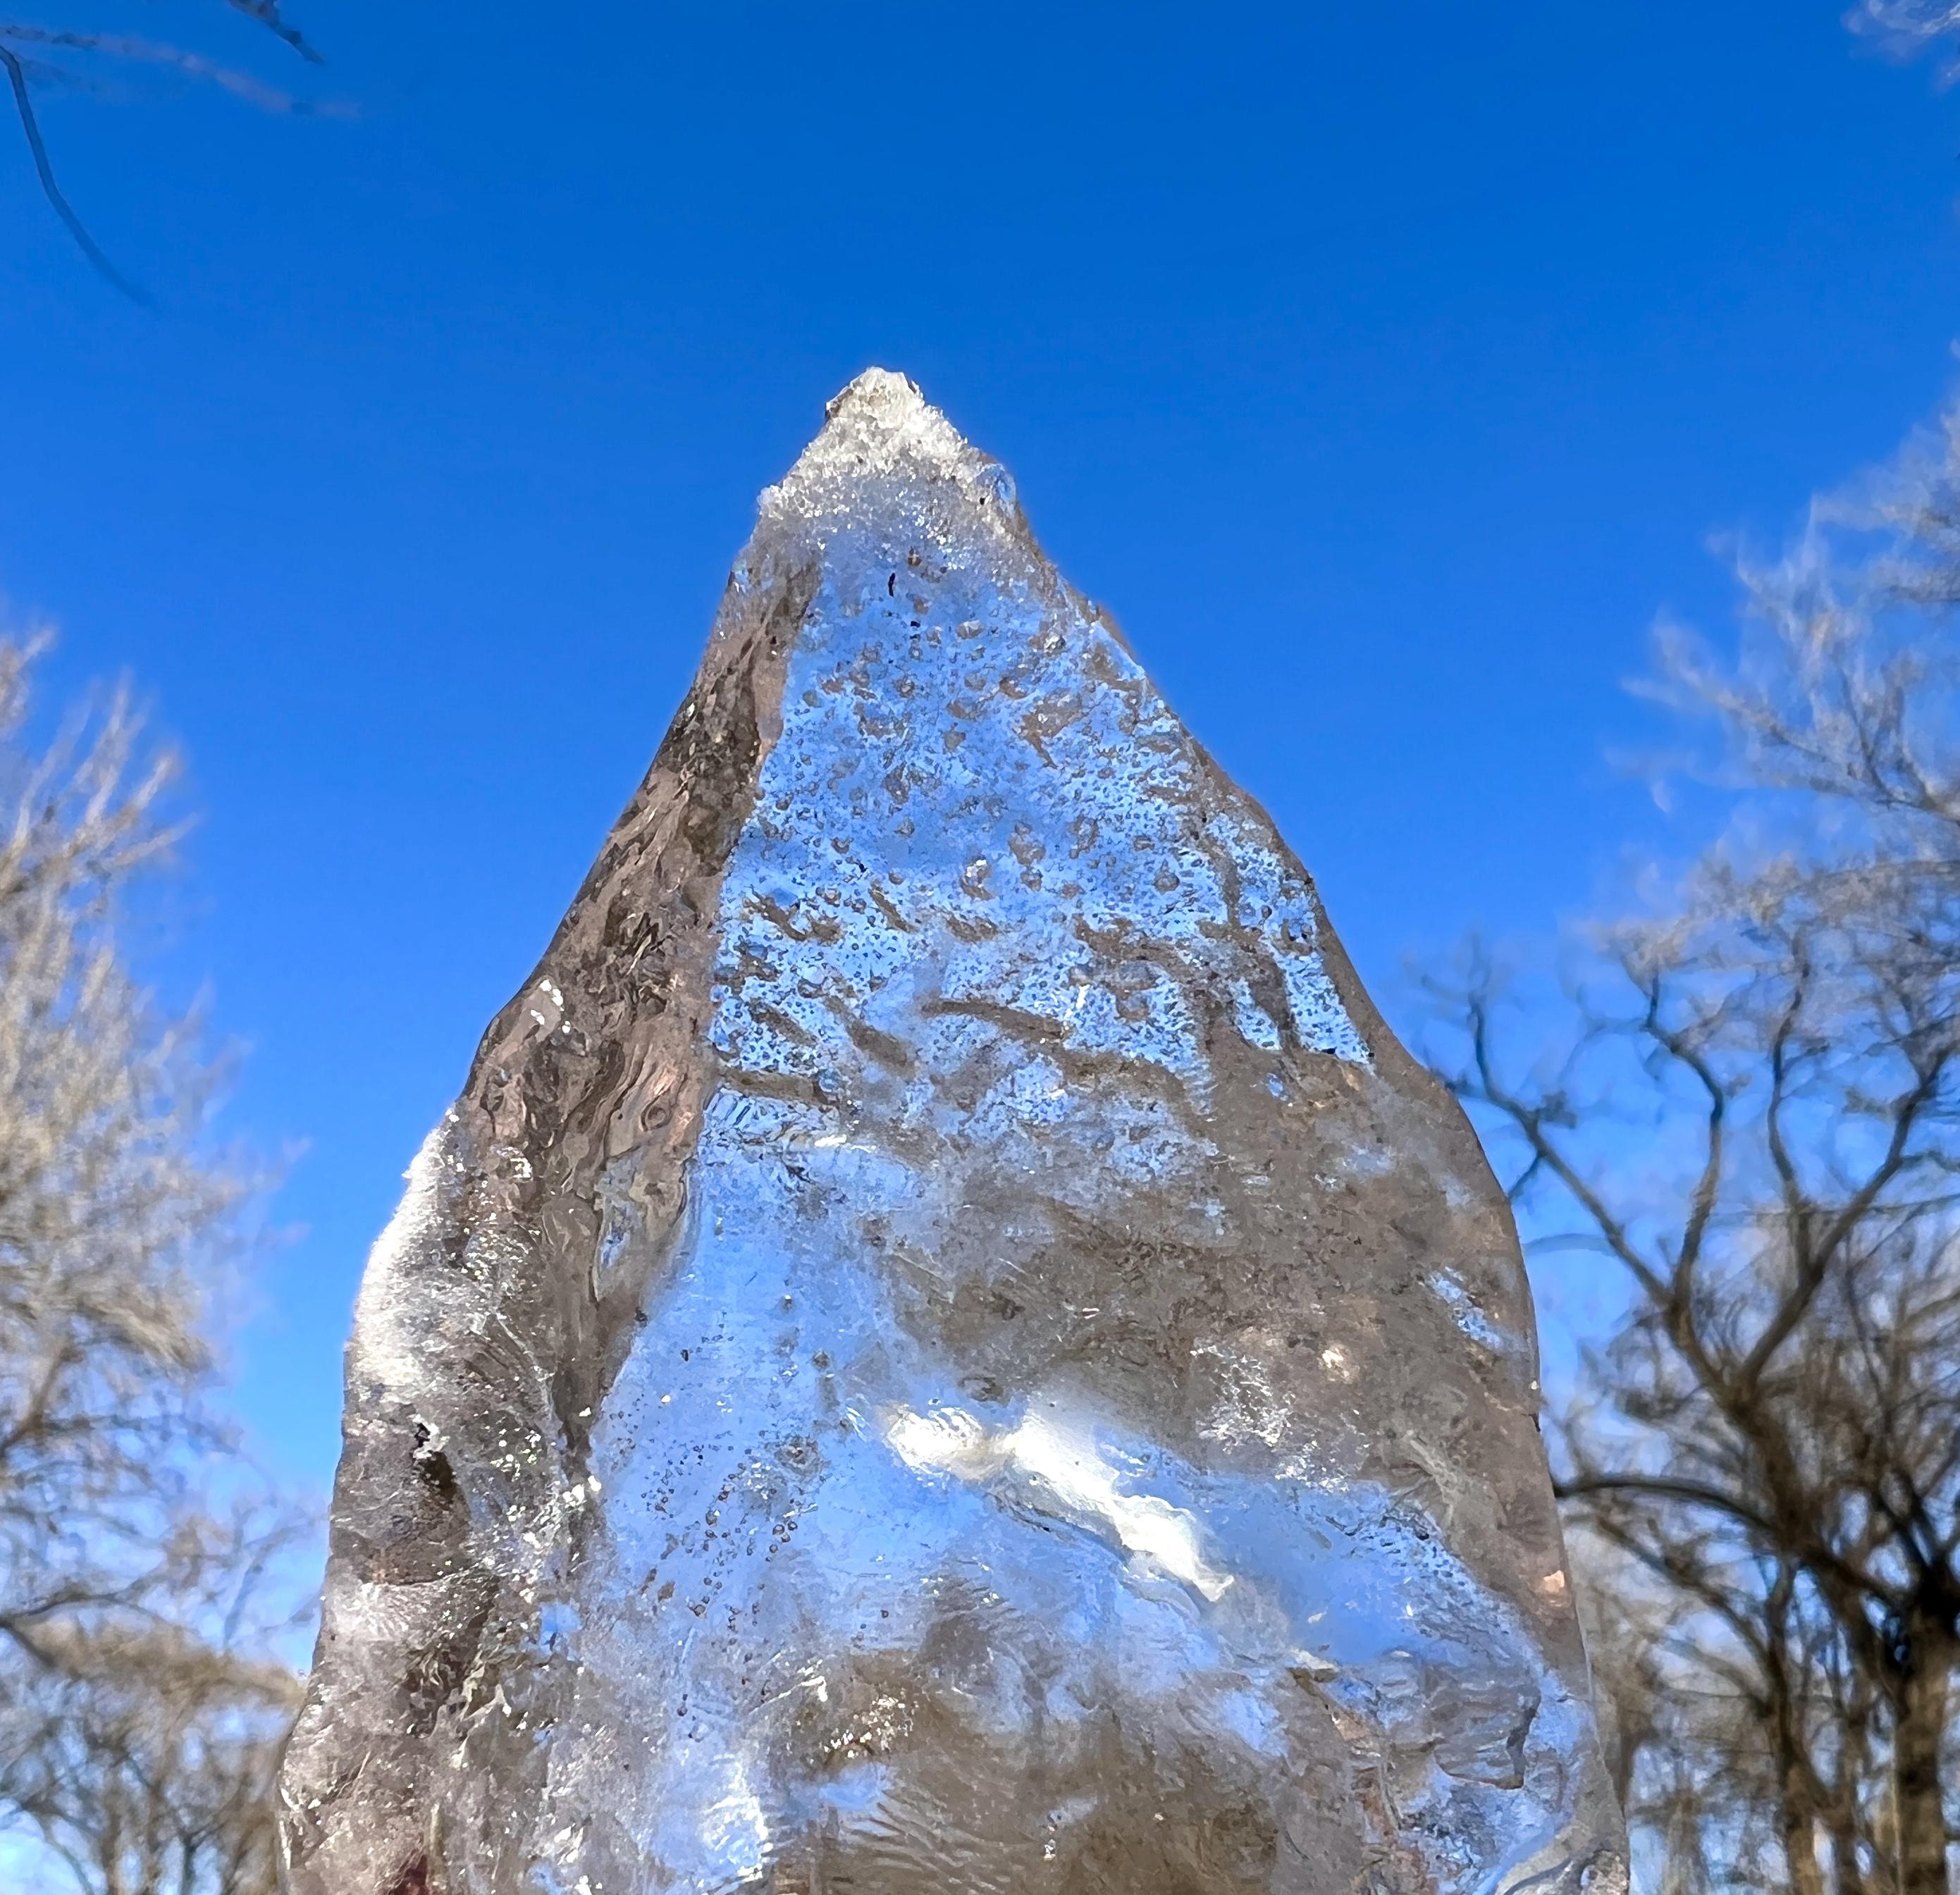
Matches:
[[1782, 1794, 1828, 1895], [1770, 1683, 1827, 1895], [1827, 1804, 1871, 1895], [1892, 1619, 1955, 1895]]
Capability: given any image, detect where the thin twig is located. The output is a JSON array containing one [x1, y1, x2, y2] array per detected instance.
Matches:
[[0, 43, 147, 303], [225, 0, 322, 66]]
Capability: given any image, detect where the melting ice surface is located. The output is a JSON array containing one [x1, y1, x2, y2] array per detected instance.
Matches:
[[558, 1075, 1587, 1891], [538, 380, 1593, 1891], [285, 372, 1622, 1895]]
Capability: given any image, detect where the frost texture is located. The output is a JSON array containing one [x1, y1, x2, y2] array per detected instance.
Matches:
[[280, 371, 1627, 1895]]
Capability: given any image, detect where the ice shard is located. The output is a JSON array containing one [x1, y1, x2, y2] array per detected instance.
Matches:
[[281, 371, 1627, 1895]]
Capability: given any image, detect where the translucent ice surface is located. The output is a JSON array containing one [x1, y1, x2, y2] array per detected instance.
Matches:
[[281, 371, 1627, 1895]]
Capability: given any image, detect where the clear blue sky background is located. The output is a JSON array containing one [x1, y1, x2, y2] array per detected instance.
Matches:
[[1, 0, 1955, 1491]]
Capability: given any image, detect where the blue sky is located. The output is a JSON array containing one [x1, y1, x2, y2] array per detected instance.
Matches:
[[1, 0, 1956, 1489]]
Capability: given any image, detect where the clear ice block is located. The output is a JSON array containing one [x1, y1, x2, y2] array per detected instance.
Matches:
[[280, 371, 1627, 1895]]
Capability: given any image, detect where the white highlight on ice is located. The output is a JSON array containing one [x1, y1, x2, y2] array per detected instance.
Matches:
[[347, 1122, 448, 1390], [885, 1405, 1233, 1600], [698, 1781, 769, 1881]]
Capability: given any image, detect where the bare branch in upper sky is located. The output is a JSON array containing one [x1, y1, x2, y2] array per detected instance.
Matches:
[[223, 0, 321, 66], [4, 25, 319, 116], [0, 44, 149, 301], [0, 2, 322, 296]]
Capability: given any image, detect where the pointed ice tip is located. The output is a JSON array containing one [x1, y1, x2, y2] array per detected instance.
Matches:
[[825, 366, 925, 424], [762, 366, 1018, 543]]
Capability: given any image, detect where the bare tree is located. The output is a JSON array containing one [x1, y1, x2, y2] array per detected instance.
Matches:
[[0, 633, 304, 1893], [1, 4, 322, 297], [1424, 405, 1960, 1895], [0, 1504, 306, 1895]]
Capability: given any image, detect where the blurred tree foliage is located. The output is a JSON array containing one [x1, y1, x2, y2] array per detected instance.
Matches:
[[0, 637, 304, 1895]]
